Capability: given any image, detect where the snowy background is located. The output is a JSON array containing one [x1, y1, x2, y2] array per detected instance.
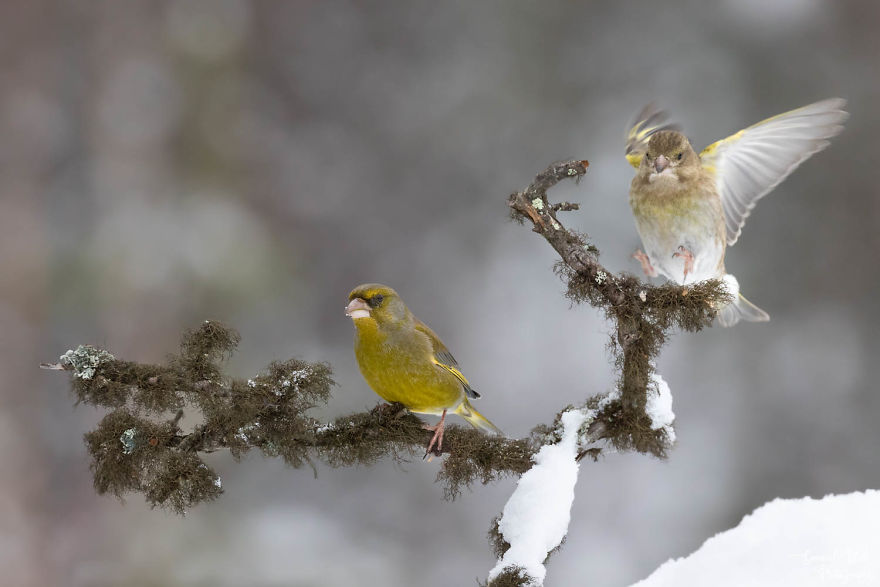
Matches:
[[2, 1, 879, 585]]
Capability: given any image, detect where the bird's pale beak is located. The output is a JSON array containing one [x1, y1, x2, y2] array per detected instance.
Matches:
[[654, 154, 669, 173], [345, 297, 371, 319]]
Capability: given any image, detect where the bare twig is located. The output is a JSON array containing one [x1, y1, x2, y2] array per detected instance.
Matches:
[[509, 159, 626, 304]]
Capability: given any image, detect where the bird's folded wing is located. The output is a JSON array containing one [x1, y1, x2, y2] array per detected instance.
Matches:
[[625, 103, 681, 168], [700, 98, 848, 246], [414, 319, 480, 399]]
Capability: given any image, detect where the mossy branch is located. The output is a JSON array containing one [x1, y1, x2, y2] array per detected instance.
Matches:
[[508, 159, 729, 457], [43, 325, 548, 513], [43, 159, 730, 586]]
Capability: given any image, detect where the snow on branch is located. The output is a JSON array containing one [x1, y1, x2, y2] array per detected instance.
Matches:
[[646, 372, 675, 444], [489, 409, 590, 586]]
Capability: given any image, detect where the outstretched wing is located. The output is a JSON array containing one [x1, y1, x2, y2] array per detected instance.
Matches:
[[625, 103, 681, 169], [700, 98, 848, 246], [414, 319, 480, 399]]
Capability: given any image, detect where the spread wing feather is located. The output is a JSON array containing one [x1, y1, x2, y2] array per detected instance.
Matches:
[[700, 98, 848, 246], [414, 319, 480, 399]]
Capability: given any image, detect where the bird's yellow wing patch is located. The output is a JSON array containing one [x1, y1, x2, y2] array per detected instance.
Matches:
[[415, 319, 480, 399], [699, 98, 847, 246], [431, 359, 470, 388], [625, 103, 680, 169]]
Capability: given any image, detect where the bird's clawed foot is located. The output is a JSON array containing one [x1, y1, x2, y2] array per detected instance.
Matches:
[[632, 250, 658, 277], [672, 246, 695, 281], [422, 409, 447, 459]]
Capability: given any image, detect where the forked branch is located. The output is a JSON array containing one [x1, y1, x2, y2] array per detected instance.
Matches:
[[44, 159, 730, 586]]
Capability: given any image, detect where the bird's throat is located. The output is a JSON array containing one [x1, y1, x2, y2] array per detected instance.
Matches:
[[648, 169, 679, 184]]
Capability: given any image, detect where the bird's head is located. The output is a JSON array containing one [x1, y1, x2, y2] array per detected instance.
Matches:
[[639, 130, 699, 183], [346, 283, 409, 327]]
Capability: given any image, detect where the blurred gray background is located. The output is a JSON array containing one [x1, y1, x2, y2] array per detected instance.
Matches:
[[2, 1, 878, 585]]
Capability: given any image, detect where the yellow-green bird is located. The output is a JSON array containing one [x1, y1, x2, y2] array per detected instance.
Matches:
[[345, 283, 501, 454], [626, 98, 848, 326]]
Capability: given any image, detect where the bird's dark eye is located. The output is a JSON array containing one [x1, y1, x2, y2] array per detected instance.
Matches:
[[368, 294, 384, 308], [645, 152, 651, 160], [677, 152, 683, 160]]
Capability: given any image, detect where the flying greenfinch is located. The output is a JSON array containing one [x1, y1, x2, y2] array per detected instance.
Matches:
[[626, 98, 848, 326], [345, 283, 501, 454]]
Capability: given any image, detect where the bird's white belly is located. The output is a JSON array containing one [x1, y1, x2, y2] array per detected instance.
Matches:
[[641, 228, 724, 285]]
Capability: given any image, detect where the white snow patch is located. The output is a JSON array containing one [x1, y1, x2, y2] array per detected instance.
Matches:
[[646, 372, 675, 443], [595, 370, 674, 443], [489, 409, 589, 585], [597, 387, 620, 412], [632, 490, 880, 587], [721, 273, 740, 299]]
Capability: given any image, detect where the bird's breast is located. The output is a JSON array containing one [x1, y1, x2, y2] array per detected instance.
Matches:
[[630, 177, 726, 284], [353, 327, 464, 413]]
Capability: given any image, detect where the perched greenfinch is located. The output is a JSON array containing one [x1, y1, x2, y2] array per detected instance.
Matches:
[[346, 283, 501, 454], [626, 99, 848, 326]]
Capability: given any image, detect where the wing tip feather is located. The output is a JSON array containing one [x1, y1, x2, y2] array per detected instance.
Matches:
[[716, 98, 848, 246]]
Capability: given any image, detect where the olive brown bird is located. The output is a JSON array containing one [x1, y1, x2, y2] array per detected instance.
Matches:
[[626, 98, 848, 326], [346, 283, 501, 455]]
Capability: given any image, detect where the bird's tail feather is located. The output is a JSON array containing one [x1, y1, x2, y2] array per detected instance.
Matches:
[[718, 293, 770, 327], [456, 400, 503, 435]]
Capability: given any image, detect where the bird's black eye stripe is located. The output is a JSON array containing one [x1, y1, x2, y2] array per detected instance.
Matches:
[[677, 152, 683, 160], [368, 294, 384, 308]]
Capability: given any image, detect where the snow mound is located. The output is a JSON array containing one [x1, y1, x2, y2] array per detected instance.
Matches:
[[632, 490, 880, 587]]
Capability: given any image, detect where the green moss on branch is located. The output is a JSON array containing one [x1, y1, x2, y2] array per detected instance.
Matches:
[[53, 322, 545, 513]]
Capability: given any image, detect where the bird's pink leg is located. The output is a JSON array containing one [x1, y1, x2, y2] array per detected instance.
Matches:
[[632, 250, 658, 277], [672, 246, 695, 281], [423, 409, 447, 457]]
